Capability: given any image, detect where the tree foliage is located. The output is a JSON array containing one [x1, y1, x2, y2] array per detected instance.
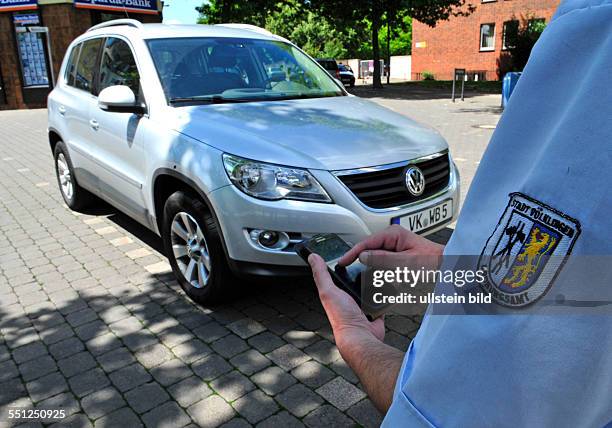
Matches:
[[196, 0, 473, 88], [505, 16, 547, 71]]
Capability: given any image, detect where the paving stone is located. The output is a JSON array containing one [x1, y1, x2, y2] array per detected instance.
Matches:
[[192, 322, 229, 343], [226, 318, 266, 339], [220, 418, 252, 428], [303, 404, 353, 428], [109, 363, 152, 393], [329, 358, 358, 384], [36, 391, 80, 418], [276, 383, 324, 417], [347, 399, 383, 428], [282, 330, 319, 349], [256, 411, 305, 428], [49, 413, 93, 428], [65, 308, 98, 328], [266, 344, 311, 371], [135, 343, 174, 369], [158, 324, 194, 348], [229, 349, 271, 376], [251, 366, 296, 396], [233, 389, 278, 424], [26, 372, 68, 402], [19, 354, 57, 381], [168, 376, 212, 408], [149, 358, 192, 387], [49, 336, 85, 360], [0, 379, 27, 407], [247, 332, 286, 354], [122, 330, 160, 352], [68, 368, 111, 397], [75, 320, 110, 342], [109, 316, 143, 338], [142, 401, 191, 428], [295, 311, 328, 331], [94, 407, 142, 428], [0, 359, 19, 382], [211, 334, 248, 359], [81, 387, 126, 420], [316, 377, 366, 411], [85, 332, 122, 356], [191, 353, 232, 381], [97, 346, 136, 373], [187, 395, 235, 428], [125, 382, 170, 414], [384, 331, 410, 352], [171, 339, 212, 364], [12, 341, 47, 363], [58, 351, 97, 378], [290, 361, 336, 389], [210, 370, 255, 401], [303, 340, 341, 365]]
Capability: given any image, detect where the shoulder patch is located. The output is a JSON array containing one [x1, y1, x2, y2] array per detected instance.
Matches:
[[477, 192, 581, 308]]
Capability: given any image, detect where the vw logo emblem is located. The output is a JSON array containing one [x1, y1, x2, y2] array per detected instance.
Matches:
[[405, 166, 425, 196]]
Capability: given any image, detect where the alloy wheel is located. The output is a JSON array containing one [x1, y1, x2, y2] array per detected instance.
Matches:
[[170, 212, 211, 288], [57, 153, 73, 200]]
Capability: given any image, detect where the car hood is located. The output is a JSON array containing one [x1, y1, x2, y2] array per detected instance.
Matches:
[[171, 96, 448, 171]]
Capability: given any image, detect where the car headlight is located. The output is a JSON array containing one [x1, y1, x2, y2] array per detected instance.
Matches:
[[222, 154, 331, 202]]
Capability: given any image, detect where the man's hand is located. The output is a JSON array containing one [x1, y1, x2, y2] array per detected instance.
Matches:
[[308, 252, 404, 414], [308, 254, 384, 356], [339, 224, 444, 269]]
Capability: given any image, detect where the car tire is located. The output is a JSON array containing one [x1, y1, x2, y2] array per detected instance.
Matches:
[[162, 191, 232, 305], [53, 141, 94, 210]]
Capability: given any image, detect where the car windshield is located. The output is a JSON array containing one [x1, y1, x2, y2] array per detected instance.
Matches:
[[146, 37, 345, 105]]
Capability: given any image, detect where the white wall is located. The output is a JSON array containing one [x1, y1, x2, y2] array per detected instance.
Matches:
[[390, 55, 411, 80]]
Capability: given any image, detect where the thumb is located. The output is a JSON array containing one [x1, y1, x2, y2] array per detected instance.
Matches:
[[308, 254, 335, 295]]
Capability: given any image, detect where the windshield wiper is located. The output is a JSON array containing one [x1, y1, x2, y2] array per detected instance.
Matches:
[[169, 95, 256, 105]]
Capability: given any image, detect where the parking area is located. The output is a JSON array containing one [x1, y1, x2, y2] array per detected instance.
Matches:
[[0, 87, 500, 428]]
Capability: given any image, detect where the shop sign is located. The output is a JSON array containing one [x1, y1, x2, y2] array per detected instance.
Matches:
[[13, 12, 39, 24], [74, 0, 158, 14], [0, 0, 38, 12]]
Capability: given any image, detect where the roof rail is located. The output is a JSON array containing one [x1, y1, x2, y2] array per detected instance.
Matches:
[[215, 23, 273, 36], [87, 19, 143, 32]]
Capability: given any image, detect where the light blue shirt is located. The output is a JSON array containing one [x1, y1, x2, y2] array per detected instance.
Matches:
[[383, 1, 612, 426]]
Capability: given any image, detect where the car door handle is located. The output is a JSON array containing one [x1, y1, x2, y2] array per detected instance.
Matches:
[[58, 105, 66, 116], [89, 119, 99, 131]]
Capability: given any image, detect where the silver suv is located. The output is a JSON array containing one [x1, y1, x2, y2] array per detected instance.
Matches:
[[48, 20, 460, 303]]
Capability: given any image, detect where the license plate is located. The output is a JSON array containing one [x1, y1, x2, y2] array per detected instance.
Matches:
[[391, 200, 453, 233]]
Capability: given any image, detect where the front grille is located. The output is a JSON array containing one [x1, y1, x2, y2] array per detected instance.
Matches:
[[336, 153, 451, 209]]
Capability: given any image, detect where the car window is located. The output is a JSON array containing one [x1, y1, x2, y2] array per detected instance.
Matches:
[[98, 37, 141, 101], [64, 43, 81, 87], [147, 37, 344, 104], [74, 38, 102, 93]]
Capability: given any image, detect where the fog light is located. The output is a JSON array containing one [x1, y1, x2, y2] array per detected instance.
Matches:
[[249, 229, 290, 250], [259, 231, 279, 247]]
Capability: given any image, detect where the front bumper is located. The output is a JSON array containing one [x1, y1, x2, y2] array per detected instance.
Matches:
[[208, 163, 460, 271]]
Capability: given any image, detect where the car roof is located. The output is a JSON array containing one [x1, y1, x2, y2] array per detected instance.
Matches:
[[81, 22, 285, 43]]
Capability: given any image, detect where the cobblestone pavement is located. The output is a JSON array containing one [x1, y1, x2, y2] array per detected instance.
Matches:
[[0, 90, 498, 428]]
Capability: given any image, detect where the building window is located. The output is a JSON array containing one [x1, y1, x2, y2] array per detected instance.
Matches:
[[480, 23, 496, 51], [502, 20, 519, 49]]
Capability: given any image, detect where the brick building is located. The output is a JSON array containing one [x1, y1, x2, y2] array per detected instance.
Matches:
[[0, 0, 162, 110], [411, 0, 560, 81]]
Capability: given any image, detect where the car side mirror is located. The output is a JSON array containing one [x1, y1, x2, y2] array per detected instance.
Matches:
[[98, 85, 145, 114]]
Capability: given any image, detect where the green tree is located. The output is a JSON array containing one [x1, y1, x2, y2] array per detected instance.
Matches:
[[505, 16, 547, 71], [265, 0, 348, 58], [310, 0, 474, 88]]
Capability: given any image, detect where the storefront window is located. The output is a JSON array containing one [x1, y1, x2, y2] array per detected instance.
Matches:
[[14, 12, 51, 88]]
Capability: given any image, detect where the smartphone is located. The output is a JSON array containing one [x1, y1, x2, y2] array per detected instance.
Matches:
[[295, 233, 365, 308]]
